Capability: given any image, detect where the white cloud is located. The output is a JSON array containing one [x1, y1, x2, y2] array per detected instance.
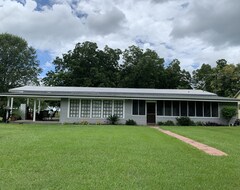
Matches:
[[0, 0, 240, 74]]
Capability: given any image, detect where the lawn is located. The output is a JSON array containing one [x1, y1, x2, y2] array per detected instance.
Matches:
[[0, 124, 240, 190]]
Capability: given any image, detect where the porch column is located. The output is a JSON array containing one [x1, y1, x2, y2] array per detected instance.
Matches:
[[33, 99, 36, 122], [10, 97, 14, 115], [6, 97, 10, 119], [27, 98, 29, 106]]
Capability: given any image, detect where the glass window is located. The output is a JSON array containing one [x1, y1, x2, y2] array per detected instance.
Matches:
[[165, 101, 172, 116], [114, 100, 123, 118], [139, 100, 145, 115], [103, 100, 112, 118], [92, 100, 102, 118], [69, 99, 79, 117], [81, 100, 91, 118], [181, 101, 187, 116], [212, 102, 218, 117], [188, 101, 195, 116], [196, 102, 203, 117], [173, 101, 179, 116], [133, 100, 138, 115], [204, 102, 211, 117], [157, 101, 164, 116]]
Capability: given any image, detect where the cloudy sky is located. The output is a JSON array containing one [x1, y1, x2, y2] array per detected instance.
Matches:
[[1, 0, 240, 78]]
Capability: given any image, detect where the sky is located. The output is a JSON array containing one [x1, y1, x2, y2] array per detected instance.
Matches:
[[1, 0, 240, 78]]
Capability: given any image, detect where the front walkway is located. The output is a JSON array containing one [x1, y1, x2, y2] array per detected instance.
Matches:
[[152, 127, 227, 156]]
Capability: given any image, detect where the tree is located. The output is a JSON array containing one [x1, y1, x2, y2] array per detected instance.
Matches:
[[192, 63, 214, 92], [192, 59, 240, 97], [119, 46, 165, 88], [221, 106, 237, 125], [0, 33, 41, 92], [43, 42, 121, 87], [165, 59, 192, 89]]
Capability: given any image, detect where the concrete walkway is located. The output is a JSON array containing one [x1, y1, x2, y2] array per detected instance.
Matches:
[[152, 127, 227, 156]]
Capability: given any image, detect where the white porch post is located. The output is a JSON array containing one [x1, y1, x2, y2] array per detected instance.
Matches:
[[33, 99, 36, 122], [10, 97, 14, 115], [6, 97, 10, 119], [27, 98, 29, 106]]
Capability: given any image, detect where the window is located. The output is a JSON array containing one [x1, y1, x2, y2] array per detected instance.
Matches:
[[132, 100, 145, 115], [188, 101, 195, 116], [114, 100, 123, 118], [103, 100, 112, 118], [196, 102, 203, 117], [204, 102, 211, 117], [212, 102, 218, 117], [69, 99, 79, 117], [133, 100, 138, 115], [181, 101, 187, 116], [139, 100, 145, 115], [92, 100, 102, 118], [81, 100, 91, 118], [173, 101, 179, 116], [157, 101, 164, 116], [165, 101, 172, 116]]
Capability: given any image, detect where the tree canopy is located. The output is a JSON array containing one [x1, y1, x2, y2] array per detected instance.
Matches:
[[192, 59, 240, 97], [0, 33, 42, 92], [42, 41, 240, 98], [43, 43, 191, 90]]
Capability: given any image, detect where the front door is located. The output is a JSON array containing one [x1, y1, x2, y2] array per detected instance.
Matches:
[[147, 102, 156, 124]]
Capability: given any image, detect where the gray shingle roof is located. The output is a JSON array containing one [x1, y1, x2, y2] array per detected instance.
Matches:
[[1, 86, 236, 102]]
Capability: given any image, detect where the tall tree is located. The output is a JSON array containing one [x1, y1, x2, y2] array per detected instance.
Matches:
[[119, 46, 165, 88], [43, 42, 121, 87], [0, 33, 41, 92], [192, 59, 240, 97], [192, 63, 214, 91], [165, 59, 192, 89]]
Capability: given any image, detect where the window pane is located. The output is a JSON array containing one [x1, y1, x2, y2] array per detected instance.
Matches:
[[196, 102, 203, 117], [69, 99, 79, 117], [92, 100, 102, 118], [181, 101, 187, 116], [212, 102, 218, 117], [133, 100, 138, 115], [157, 101, 164, 116], [173, 101, 179, 116], [188, 101, 195, 116], [165, 101, 172, 116], [204, 102, 211, 117], [81, 99, 91, 118], [103, 100, 112, 118], [114, 100, 123, 118], [139, 100, 145, 115]]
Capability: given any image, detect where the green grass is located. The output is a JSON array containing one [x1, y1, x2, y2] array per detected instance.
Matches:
[[0, 124, 240, 190]]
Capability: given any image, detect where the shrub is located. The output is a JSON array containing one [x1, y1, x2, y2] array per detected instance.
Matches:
[[204, 122, 223, 126], [11, 109, 22, 121], [79, 121, 89, 125], [125, 119, 137, 125], [176, 116, 194, 126], [195, 121, 204, 126], [157, 121, 164, 126], [164, 120, 175, 126], [234, 119, 240, 126], [157, 121, 175, 126], [221, 106, 237, 125], [107, 114, 119, 125]]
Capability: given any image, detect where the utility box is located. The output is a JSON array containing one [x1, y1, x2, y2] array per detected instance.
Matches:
[[20, 104, 26, 120]]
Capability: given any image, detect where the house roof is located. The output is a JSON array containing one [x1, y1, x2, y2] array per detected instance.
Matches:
[[0, 86, 238, 102]]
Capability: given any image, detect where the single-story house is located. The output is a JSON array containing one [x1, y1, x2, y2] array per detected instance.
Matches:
[[0, 86, 238, 125]]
